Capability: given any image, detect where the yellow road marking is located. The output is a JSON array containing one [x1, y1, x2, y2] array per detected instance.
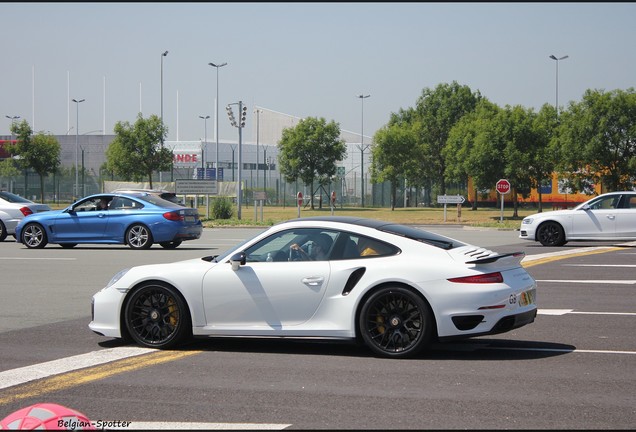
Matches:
[[0, 349, 201, 405], [522, 247, 624, 267]]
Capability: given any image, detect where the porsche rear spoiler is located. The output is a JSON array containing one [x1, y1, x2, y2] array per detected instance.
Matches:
[[465, 251, 525, 265]]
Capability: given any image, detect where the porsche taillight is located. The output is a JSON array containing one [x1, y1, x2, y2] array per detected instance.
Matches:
[[20, 207, 33, 217], [448, 272, 504, 284]]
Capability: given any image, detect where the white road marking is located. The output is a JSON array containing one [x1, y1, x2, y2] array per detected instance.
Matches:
[[536, 279, 636, 284], [107, 422, 290, 430], [0, 347, 155, 389], [538, 309, 636, 316], [538, 309, 573, 315], [0, 257, 76, 260], [564, 264, 636, 267], [484, 347, 636, 355]]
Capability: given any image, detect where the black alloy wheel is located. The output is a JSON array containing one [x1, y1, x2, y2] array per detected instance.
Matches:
[[21, 223, 48, 249], [124, 282, 191, 349], [537, 221, 567, 246], [0, 221, 6, 242], [359, 287, 433, 358]]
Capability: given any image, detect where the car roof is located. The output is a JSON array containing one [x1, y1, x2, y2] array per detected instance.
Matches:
[[112, 189, 174, 194], [279, 216, 463, 250]]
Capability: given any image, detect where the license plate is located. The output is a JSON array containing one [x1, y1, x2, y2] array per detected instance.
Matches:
[[185, 216, 195, 223], [519, 289, 535, 307]]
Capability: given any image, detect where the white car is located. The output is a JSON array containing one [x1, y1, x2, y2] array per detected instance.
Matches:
[[0, 191, 51, 242], [90, 217, 537, 358], [520, 191, 636, 246]]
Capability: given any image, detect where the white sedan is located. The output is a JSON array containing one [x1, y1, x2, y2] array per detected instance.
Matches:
[[90, 217, 537, 358], [520, 191, 636, 246]]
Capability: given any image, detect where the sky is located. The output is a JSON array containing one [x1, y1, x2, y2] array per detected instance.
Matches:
[[2, 2, 635, 145]]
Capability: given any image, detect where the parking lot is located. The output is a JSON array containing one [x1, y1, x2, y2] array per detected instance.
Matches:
[[1, 227, 635, 429]]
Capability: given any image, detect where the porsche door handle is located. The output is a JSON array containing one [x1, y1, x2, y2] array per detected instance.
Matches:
[[302, 276, 325, 286]]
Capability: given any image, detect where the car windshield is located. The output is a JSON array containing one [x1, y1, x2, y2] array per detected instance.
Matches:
[[0, 191, 33, 204]]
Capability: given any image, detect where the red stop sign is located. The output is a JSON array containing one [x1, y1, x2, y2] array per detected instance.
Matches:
[[496, 179, 511, 194]]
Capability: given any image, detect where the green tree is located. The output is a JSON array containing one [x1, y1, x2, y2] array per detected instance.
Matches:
[[557, 88, 636, 192], [530, 104, 559, 212], [414, 81, 483, 195], [277, 117, 346, 209], [106, 114, 171, 188], [10, 120, 61, 203], [0, 158, 21, 179], [501, 105, 537, 217], [445, 99, 502, 210], [371, 122, 419, 210]]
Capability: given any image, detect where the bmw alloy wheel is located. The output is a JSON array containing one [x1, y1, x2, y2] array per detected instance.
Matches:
[[22, 223, 48, 249], [126, 224, 153, 250]]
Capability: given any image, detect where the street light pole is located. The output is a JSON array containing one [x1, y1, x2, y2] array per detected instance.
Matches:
[[209, 62, 227, 183], [356, 94, 370, 207], [160, 50, 168, 183], [255, 108, 263, 191], [549, 54, 568, 113], [72, 98, 85, 200], [199, 115, 210, 172], [226, 101, 246, 220]]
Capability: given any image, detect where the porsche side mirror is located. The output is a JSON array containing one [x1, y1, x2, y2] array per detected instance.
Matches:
[[230, 252, 246, 271]]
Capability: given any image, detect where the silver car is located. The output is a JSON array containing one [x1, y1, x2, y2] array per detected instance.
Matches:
[[520, 191, 636, 246], [0, 191, 51, 241]]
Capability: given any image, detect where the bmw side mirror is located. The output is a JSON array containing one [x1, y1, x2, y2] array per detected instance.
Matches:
[[230, 252, 246, 271]]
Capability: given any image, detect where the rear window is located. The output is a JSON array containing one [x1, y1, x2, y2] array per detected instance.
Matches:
[[378, 224, 466, 250], [0, 191, 33, 204], [129, 193, 183, 209]]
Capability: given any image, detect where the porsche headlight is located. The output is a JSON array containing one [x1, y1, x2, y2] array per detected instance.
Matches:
[[106, 268, 130, 288]]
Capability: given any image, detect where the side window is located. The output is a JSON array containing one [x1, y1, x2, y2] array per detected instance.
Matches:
[[74, 197, 110, 212], [619, 195, 636, 209], [589, 196, 617, 210], [110, 197, 139, 210], [354, 235, 398, 258], [243, 229, 336, 262], [332, 233, 399, 260]]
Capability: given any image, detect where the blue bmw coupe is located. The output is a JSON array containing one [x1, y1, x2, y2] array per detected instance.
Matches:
[[15, 192, 202, 249]]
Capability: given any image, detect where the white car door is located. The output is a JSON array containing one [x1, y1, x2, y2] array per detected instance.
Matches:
[[201, 258, 330, 329], [615, 194, 636, 238], [570, 195, 619, 238]]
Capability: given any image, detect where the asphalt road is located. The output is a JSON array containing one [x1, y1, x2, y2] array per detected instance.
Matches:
[[0, 227, 635, 429]]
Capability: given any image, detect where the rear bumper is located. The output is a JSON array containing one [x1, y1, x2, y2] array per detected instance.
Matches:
[[439, 308, 537, 342]]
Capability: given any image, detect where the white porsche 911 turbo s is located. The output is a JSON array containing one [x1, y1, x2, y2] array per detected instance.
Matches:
[[90, 216, 537, 358]]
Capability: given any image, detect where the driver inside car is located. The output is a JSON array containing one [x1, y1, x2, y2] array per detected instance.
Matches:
[[290, 233, 332, 261]]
